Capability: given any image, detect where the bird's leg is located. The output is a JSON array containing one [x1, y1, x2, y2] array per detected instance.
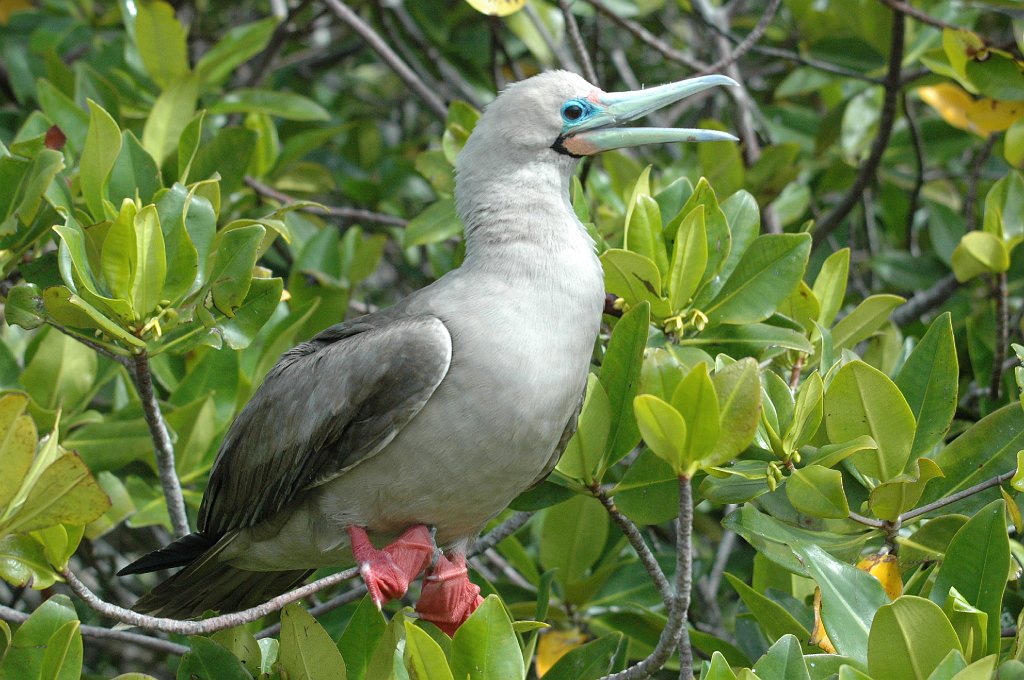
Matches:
[[415, 551, 483, 636], [348, 525, 434, 608]]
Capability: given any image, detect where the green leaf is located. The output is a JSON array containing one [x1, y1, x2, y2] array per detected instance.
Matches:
[[668, 205, 708, 311], [21, 327, 98, 414], [792, 543, 888, 662], [556, 375, 610, 483], [218, 277, 284, 350], [211, 628, 262, 678], [209, 89, 331, 121], [0, 534, 57, 589], [896, 313, 958, 460], [752, 635, 811, 680], [813, 248, 850, 328], [868, 458, 944, 522], [101, 199, 137, 305], [825, 360, 916, 482], [601, 249, 668, 315], [786, 465, 849, 519], [599, 302, 649, 466], [612, 449, 679, 525], [450, 596, 525, 680], [983, 170, 1024, 247], [155, 183, 201, 305], [952, 231, 1010, 282], [673, 179, 730, 299], [2, 147, 63, 230], [671, 363, 720, 469], [36, 79, 89, 153], [633, 394, 688, 475], [402, 621, 454, 680], [4, 282, 44, 330], [108, 131, 161, 206], [705, 358, 761, 466], [178, 636, 255, 680], [1, 453, 111, 534], [868, 596, 962, 680], [209, 224, 265, 315], [195, 17, 279, 88], [541, 632, 623, 680], [724, 573, 811, 644], [38, 620, 82, 680], [683, 322, 814, 354], [705, 233, 811, 325], [924, 404, 1024, 514], [134, 0, 190, 89], [624, 193, 668, 277], [277, 604, 347, 680], [785, 372, 824, 454], [0, 595, 77, 680], [176, 111, 205, 183], [0, 394, 35, 513], [337, 595, 387, 680], [80, 100, 122, 220], [403, 198, 462, 248], [942, 589, 988, 664], [539, 495, 608, 604], [130, 204, 167, 317], [830, 294, 904, 352], [703, 651, 739, 680], [62, 417, 154, 472], [929, 500, 1009, 655]]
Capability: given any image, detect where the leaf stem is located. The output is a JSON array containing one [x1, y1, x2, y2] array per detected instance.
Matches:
[[132, 350, 190, 539]]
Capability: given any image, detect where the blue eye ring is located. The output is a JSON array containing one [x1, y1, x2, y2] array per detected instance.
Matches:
[[560, 99, 593, 124]]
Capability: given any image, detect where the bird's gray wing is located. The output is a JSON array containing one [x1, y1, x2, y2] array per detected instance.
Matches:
[[197, 313, 452, 536]]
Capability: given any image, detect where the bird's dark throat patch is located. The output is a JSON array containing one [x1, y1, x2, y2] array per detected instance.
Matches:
[[551, 135, 583, 158]]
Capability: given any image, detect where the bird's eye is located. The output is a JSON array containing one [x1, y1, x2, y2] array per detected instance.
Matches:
[[561, 102, 585, 122]]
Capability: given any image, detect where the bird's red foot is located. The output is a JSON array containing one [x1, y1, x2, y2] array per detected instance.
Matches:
[[348, 525, 434, 608], [415, 553, 483, 636]]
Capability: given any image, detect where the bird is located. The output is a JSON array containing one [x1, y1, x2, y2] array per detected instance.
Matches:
[[118, 70, 738, 635]]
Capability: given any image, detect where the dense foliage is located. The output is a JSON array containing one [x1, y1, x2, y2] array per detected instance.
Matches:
[[1, 0, 1023, 678]]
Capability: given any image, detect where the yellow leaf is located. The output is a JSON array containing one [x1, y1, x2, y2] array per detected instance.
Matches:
[[857, 552, 903, 600], [0, 0, 32, 25], [918, 83, 1024, 137], [809, 587, 837, 654], [464, 0, 526, 15], [536, 628, 587, 677]]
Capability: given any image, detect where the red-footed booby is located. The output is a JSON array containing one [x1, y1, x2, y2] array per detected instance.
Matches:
[[119, 70, 738, 635]]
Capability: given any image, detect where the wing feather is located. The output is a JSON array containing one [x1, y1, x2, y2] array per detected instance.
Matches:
[[197, 314, 452, 536]]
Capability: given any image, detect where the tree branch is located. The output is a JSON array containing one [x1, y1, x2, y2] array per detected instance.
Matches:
[[558, 0, 598, 85], [891, 273, 959, 325], [694, 0, 781, 77], [876, 0, 961, 31], [587, 0, 707, 72], [0, 604, 189, 656], [812, 9, 905, 246], [990, 271, 1009, 401], [472, 511, 534, 554], [322, 0, 448, 120], [600, 476, 693, 680], [899, 469, 1015, 524], [244, 176, 407, 228], [62, 565, 361, 635], [133, 351, 190, 539]]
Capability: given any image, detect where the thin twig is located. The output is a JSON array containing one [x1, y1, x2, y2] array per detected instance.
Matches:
[[695, 0, 781, 77], [244, 176, 407, 227], [472, 511, 534, 554], [964, 135, 998, 233], [848, 510, 887, 529], [600, 477, 693, 680], [133, 351, 189, 539], [891, 273, 959, 325], [558, 0, 598, 84], [990, 271, 1009, 401], [62, 566, 360, 635], [322, 0, 448, 120], [255, 583, 367, 639], [587, 0, 707, 72], [813, 9, 905, 246], [876, 0, 960, 31], [591, 483, 672, 607], [43, 321, 132, 366], [899, 469, 1016, 523], [0, 604, 189, 656], [903, 92, 925, 253], [524, 3, 580, 74]]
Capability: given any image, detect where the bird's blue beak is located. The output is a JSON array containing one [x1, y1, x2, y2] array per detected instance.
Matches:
[[557, 74, 740, 156]]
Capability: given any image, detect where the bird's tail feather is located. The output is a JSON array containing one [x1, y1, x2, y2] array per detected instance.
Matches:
[[130, 534, 312, 619]]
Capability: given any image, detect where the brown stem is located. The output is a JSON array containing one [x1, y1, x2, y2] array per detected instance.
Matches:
[[899, 469, 1015, 523], [877, 0, 963, 31], [991, 272, 1010, 401], [587, 0, 707, 71], [244, 176, 407, 228], [813, 9, 905, 246], [558, 0, 598, 84], [133, 351, 189, 539]]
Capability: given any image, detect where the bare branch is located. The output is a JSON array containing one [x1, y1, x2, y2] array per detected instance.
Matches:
[[0, 604, 189, 656], [899, 469, 1016, 523], [695, 0, 781, 77], [62, 565, 360, 635], [902, 92, 925, 252], [991, 272, 1010, 401], [322, 0, 448, 120], [472, 511, 534, 554], [600, 476, 694, 680], [891, 274, 959, 325], [587, 0, 707, 72], [558, 0, 598, 85], [876, 0, 961, 31], [244, 176, 408, 228], [812, 9, 905, 245], [43, 321, 132, 366], [133, 351, 190, 539]]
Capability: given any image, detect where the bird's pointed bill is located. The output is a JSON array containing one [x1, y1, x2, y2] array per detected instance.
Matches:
[[560, 74, 739, 155]]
